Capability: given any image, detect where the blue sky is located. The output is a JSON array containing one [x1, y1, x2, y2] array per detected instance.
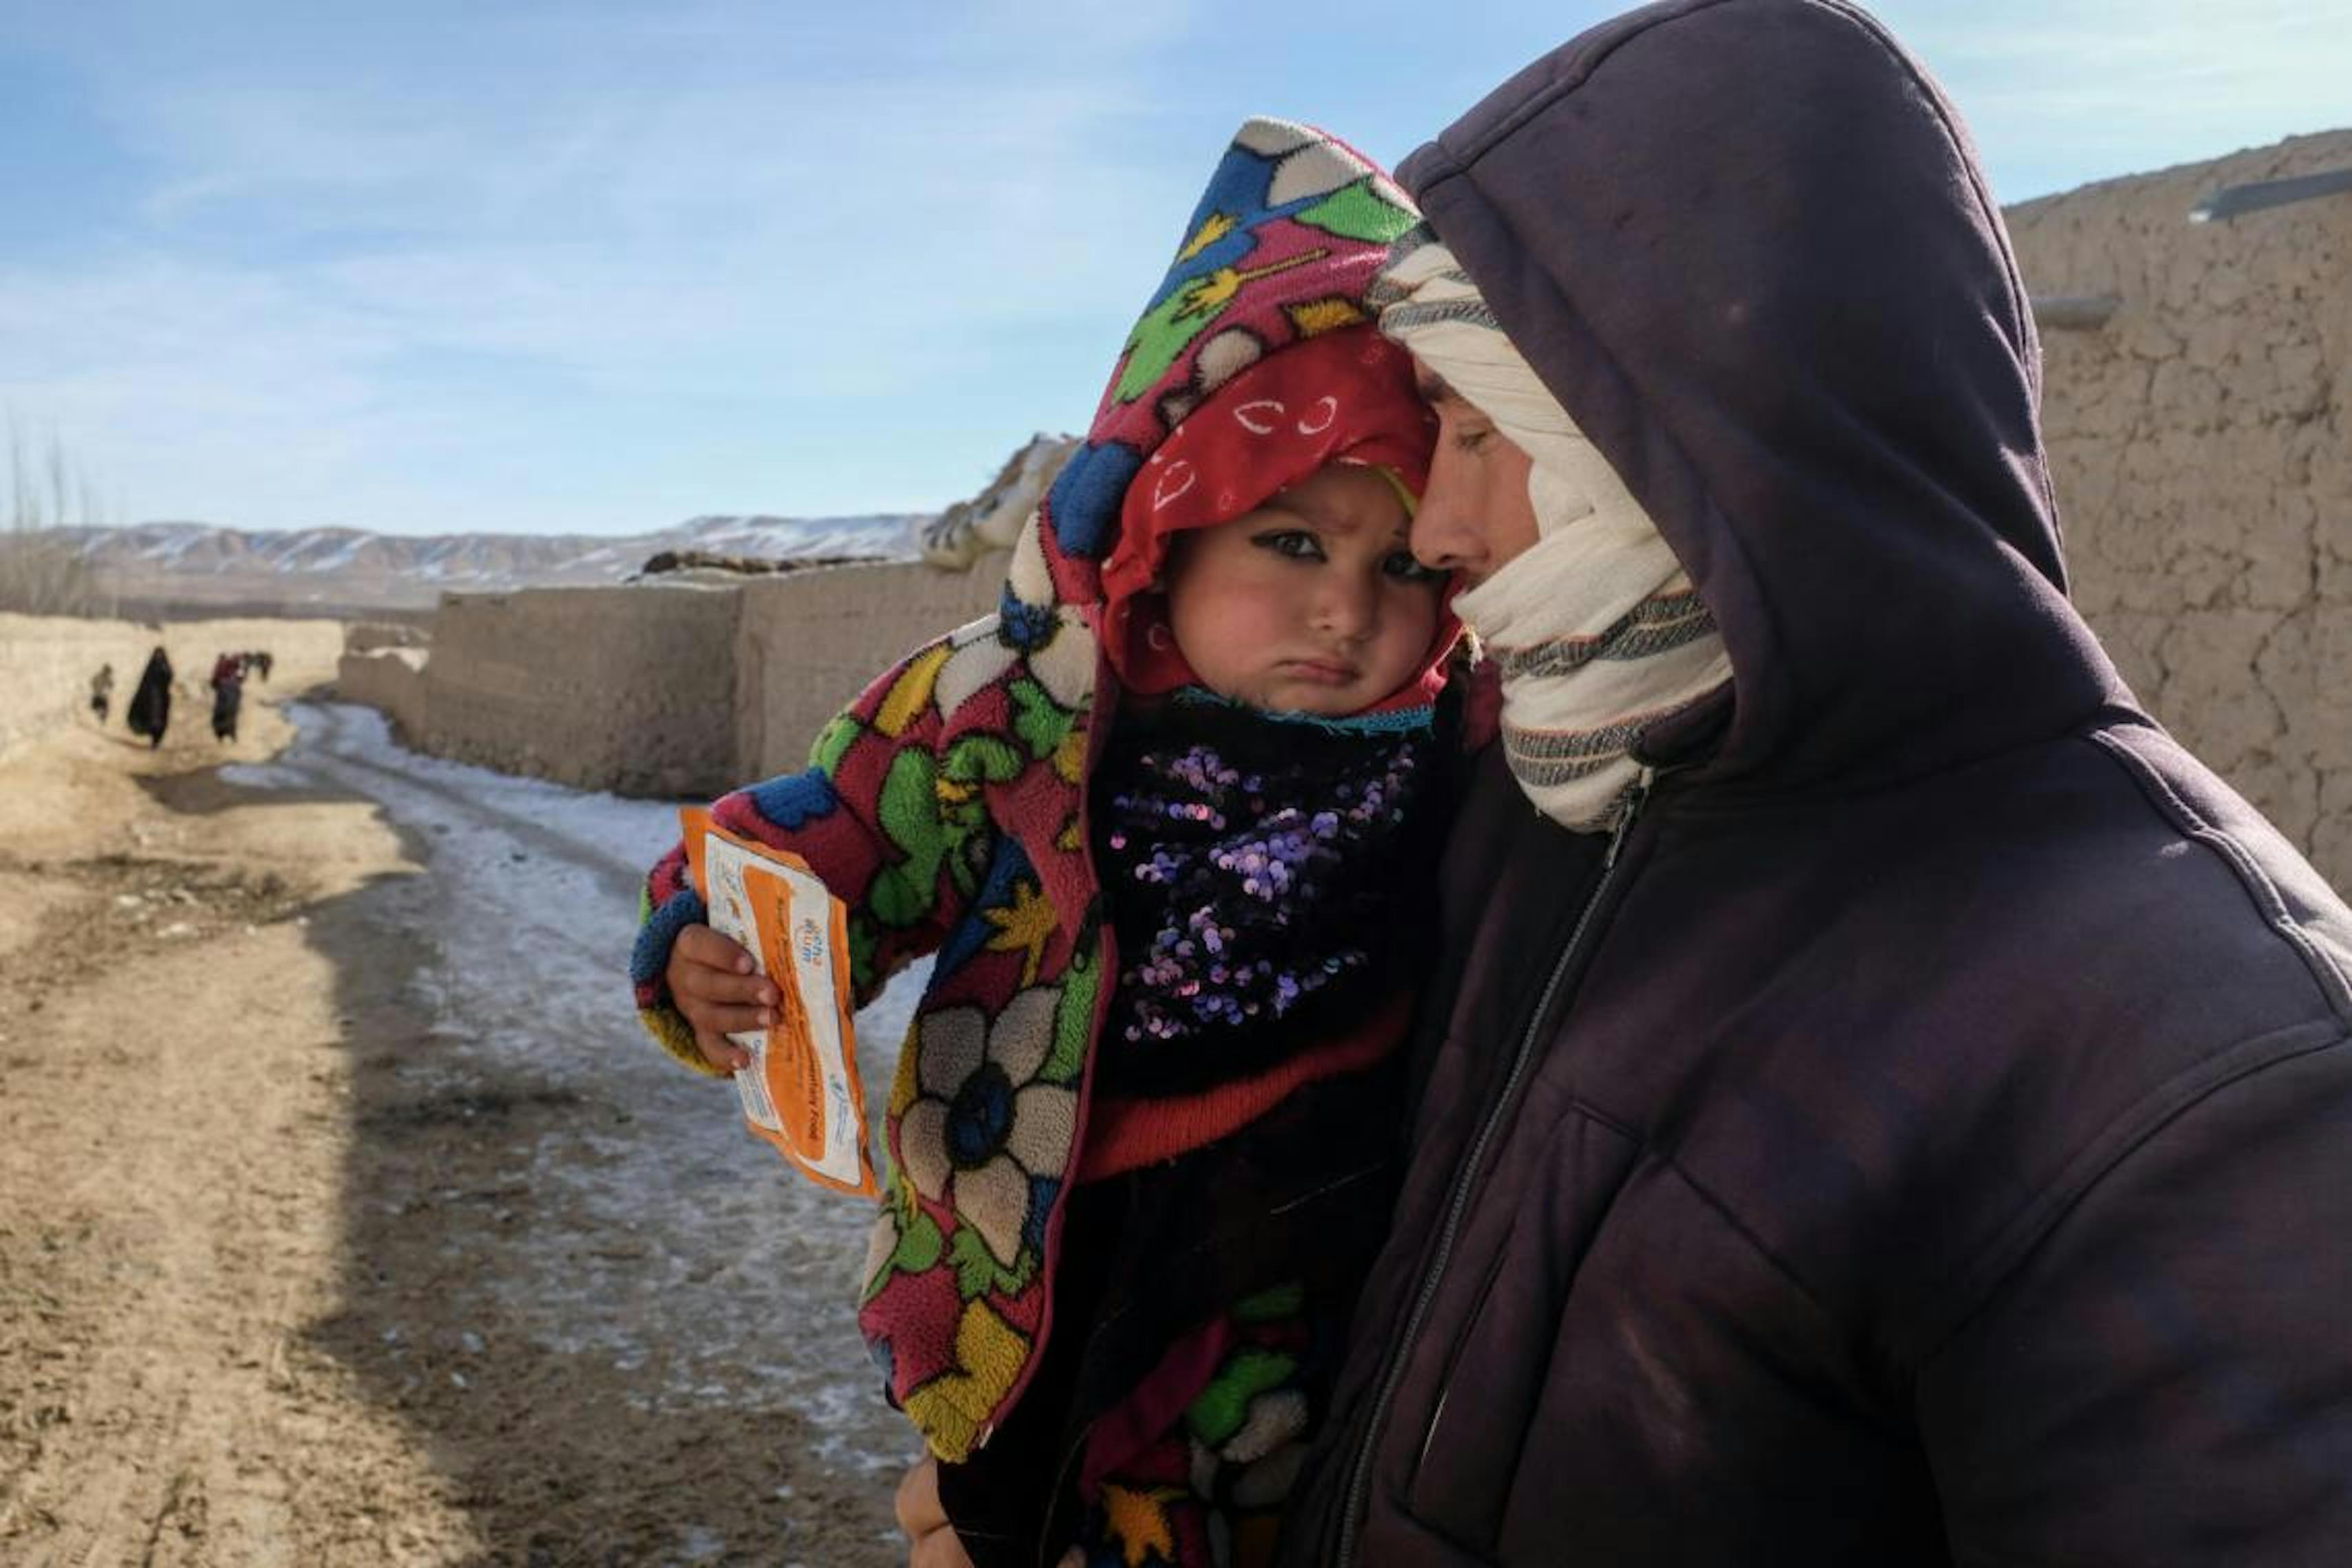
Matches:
[[3, 0, 2346, 536]]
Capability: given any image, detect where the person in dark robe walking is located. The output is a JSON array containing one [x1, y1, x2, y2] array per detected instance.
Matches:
[[88, 664, 113, 724], [126, 647, 172, 750], [208, 652, 243, 743]]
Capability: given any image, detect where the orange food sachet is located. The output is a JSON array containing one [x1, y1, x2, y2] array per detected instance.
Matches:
[[680, 807, 878, 1197]]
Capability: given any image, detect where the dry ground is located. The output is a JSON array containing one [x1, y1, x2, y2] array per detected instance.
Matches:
[[0, 692, 897, 1566]]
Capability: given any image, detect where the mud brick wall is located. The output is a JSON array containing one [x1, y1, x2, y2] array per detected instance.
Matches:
[[336, 647, 430, 746], [2011, 129, 2352, 893], [422, 584, 744, 798], [732, 555, 1011, 780]]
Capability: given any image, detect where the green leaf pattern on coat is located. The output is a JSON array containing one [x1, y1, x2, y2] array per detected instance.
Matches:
[[869, 748, 945, 928]]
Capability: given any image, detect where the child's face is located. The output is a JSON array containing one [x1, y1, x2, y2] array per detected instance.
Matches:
[[1163, 464, 1446, 717]]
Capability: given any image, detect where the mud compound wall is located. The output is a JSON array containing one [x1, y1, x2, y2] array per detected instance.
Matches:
[[420, 584, 744, 798], [732, 555, 1012, 779], [0, 613, 346, 756], [337, 647, 430, 746], [2011, 128, 2352, 893]]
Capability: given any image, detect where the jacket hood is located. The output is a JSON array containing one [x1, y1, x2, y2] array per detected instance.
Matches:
[[1396, 0, 2133, 790], [1013, 118, 1457, 712]]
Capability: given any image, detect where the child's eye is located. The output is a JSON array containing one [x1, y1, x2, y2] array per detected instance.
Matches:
[[1252, 529, 1325, 561], [1384, 550, 1446, 585], [1452, 425, 1496, 454]]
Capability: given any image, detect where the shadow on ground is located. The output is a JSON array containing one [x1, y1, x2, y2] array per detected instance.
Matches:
[[154, 755, 892, 1564]]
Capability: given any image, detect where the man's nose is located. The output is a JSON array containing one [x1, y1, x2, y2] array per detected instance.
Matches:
[[1411, 446, 1480, 572]]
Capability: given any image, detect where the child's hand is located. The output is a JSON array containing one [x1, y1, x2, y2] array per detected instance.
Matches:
[[896, 1458, 972, 1568], [666, 924, 777, 1073]]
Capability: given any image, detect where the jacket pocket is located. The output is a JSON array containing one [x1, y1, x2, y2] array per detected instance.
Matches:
[[1404, 1102, 1642, 1554]]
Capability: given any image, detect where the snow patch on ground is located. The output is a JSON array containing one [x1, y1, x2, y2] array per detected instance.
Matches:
[[217, 759, 315, 790], [269, 702, 929, 1476]]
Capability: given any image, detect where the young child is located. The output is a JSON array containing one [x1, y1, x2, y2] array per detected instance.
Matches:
[[632, 120, 1459, 1566]]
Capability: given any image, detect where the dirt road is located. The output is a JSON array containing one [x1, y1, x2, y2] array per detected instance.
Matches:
[[0, 693, 917, 1566]]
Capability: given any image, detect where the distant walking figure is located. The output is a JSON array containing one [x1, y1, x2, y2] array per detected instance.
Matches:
[[89, 663, 113, 724], [127, 647, 173, 750], [209, 653, 243, 743]]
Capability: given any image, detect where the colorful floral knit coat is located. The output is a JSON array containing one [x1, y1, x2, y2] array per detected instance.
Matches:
[[631, 118, 1425, 1463]]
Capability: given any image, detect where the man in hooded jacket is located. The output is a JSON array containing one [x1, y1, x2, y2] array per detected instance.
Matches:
[[1265, 2, 2352, 1565]]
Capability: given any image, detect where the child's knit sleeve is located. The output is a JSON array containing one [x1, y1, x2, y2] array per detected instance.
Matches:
[[629, 627, 992, 1075]]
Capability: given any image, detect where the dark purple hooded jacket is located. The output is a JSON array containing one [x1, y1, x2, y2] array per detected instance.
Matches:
[[1276, 3, 2352, 1563]]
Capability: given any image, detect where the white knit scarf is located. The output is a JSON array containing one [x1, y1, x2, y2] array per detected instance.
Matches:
[[1374, 229, 1732, 831]]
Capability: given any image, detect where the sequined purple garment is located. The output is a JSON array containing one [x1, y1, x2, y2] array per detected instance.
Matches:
[[1090, 693, 1444, 1096]]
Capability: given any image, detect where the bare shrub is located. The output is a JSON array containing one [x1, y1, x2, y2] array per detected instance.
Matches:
[[2, 421, 114, 617]]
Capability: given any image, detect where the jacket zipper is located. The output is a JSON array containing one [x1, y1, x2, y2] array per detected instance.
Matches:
[[1334, 772, 1653, 1566], [1036, 1419, 1093, 1568]]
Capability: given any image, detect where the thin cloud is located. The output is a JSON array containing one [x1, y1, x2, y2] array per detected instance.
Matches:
[[6, 0, 2344, 532], [1875, 0, 2352, 194], [3, 5, 1199, 530]]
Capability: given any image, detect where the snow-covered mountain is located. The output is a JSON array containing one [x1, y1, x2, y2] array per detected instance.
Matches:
[[46, 511, 928, 615]]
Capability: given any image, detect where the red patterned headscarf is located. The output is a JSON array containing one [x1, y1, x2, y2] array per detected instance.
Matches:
[[1095, 326, 1449, 702]]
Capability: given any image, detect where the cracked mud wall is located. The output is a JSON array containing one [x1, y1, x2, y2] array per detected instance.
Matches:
[[2011, 129, 2352, 894]]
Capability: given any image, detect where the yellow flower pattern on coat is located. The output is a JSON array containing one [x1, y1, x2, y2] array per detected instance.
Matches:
[[1052, 724, 1087, 784], [981, 880, 1058, 987], [900, 1297, 1030, 1463], [1177, 210, 1237, 262], [873, 642, 951, 738], [1100, 1483, 1185, 1567]]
